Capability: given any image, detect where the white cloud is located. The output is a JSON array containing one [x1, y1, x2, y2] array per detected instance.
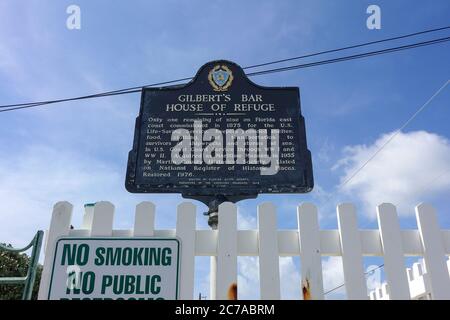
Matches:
[[0, 143, 189, 253], [235, 209, 259, 299], [279, 257, 301, 299], [238, 257, 260, 299], [322, 258, 383, 299], [335, 131, 450, 218], [317, 138, 335, 164], [193, 256, 210, 300], [322, 257, 345, 299], [366, 265, 382, 292], [237, 256, 301, 300], [237, 208, 256, 230], [224, 210, 302, 299], [0, 145, 122, 247], [0, 44, 23, 79]]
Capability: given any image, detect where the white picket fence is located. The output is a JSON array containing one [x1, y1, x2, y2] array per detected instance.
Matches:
[[38, 201, 450, 300]]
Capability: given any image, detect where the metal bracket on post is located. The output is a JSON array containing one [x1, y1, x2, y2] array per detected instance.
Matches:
[[182, 193, 255, 300], [198, 193, 257, 229], [201, 195, 229, 300], [203, 195, 229, 230]]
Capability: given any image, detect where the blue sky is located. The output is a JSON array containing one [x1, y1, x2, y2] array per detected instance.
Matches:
[[0, 0, 449, 299]]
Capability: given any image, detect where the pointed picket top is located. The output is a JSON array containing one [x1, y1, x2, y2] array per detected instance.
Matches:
[[216, 201, 237, 300], [258, 201, 276, 212], [298, 202, 324, 300], [38, 201, 73, 300], [81, 203, 95, 229], [376, 202, 410, 299], [415, 202, 450, 299], [337, 203, 367, 299], [52, 201, 74, 220], [176, 201, 197, 300], [178, 201, 196, 213], [90, 201, 114, 237], [299, 202, 316, 210], [258, 202, 280, 299], [219, 201, 236, 213], [377, 202, 395, 212], [134, 201, 155, 236]]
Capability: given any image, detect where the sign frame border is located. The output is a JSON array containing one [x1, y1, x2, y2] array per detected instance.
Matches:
[[47, 237, 181, 300], [125, 60, 314, 201]]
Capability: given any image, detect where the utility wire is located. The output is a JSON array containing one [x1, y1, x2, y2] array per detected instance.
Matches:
[[324, 264, 385, 296], [243, 25, 450, 69], [0, 77, 193, 109], [310, 75, 449, 296], [337, 79, 449, 191], [4, 36, 450, 110], [0, 26, 449, 112], [0, 28, 446, 297], [245, 37, 450, 77], [1, 36, 448, 113], [417, 167, 450, 197], [314, 79, 449, 216], [4, 36, 448, 113], [3, 24, 449, 109]]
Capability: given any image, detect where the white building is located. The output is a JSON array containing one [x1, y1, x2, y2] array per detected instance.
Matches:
[[370, 258, 450, 300]]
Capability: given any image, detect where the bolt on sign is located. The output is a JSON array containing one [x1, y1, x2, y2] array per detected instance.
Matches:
[[126, 60, 313, 204], [47, 238, 180, 300]]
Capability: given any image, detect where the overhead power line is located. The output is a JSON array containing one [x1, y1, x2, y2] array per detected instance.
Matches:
[[2, 37, 448, 114], [246, 37, 450, 77], [324, 264, 385, 296], [307, 81, 449, 299], [0, 77, 192, 112], [244, 25, 450, 70], [4, 24, 449, 110], [1, 30, 448, 112], [337, 79, 449, 191], [0, 27, 449, 113], [315, 79, 449, 219], [0, 77, 192, 109]]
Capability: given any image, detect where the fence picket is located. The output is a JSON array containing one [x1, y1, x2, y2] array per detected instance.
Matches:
[[216, 202, 238, 300], [258, 202, 280, 299], [90, 201, 114, 236], [415, 203, 450, 299], [176, 202, 196, 300], [81, 204, 94, 229], [37, 201, 73, 300], [36, 200, 450, 300], [337, 203, 367, 299], [133, 201, 155, 236], [376, 203, 410, 299], [298, 203, 324, 300]]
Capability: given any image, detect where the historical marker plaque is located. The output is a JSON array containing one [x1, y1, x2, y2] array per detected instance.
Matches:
[[126, 60, 313, 203]]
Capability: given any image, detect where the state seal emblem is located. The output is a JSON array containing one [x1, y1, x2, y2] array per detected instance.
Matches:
[[208, 65, 233, 91]]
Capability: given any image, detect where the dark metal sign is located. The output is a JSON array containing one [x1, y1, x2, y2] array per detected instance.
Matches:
[[126, 60, 313, 204]]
